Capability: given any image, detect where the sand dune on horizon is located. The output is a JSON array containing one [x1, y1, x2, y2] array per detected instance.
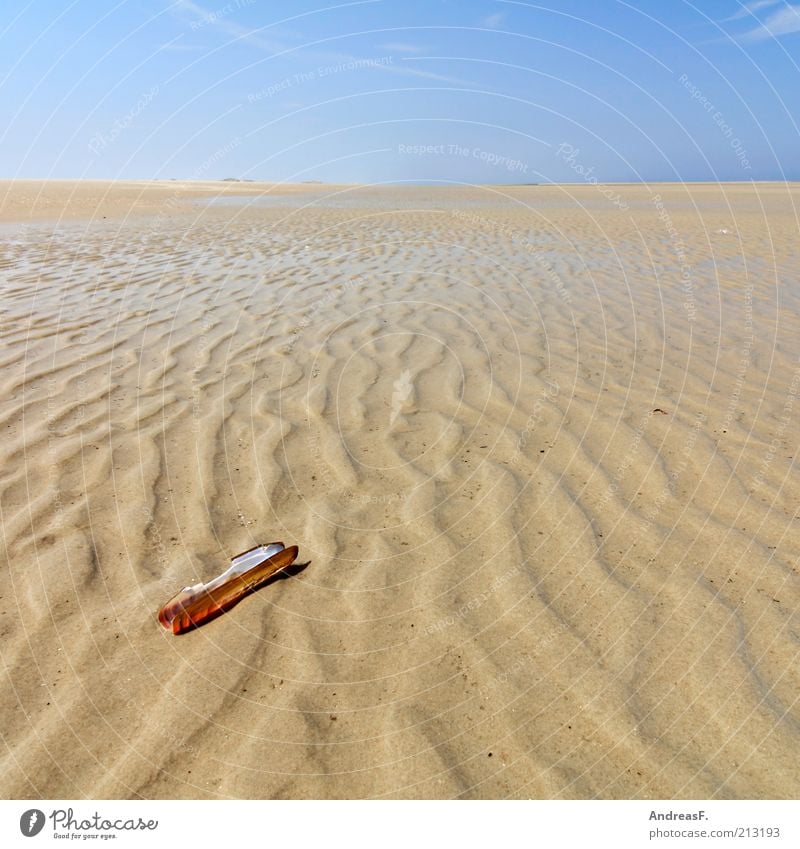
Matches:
[[1, 181, 799, 799]]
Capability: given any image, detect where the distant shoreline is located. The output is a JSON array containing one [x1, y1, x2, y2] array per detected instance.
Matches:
[[2, 178, 797, 224]]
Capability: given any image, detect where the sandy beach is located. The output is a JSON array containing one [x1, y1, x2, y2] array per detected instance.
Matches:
[[1, 179, 799, 799]]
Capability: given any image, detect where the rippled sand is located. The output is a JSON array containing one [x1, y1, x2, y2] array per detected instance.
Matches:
[[1, 180, 799, 799]]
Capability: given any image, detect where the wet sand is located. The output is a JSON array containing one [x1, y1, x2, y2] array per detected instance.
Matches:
[[1, 179, 799, 799]]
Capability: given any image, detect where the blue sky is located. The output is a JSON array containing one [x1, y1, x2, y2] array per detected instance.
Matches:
[[1, 0, 798, 183]]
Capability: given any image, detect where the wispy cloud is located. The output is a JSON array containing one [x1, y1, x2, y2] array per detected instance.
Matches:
[[480, 12, 506, 29], [742, 3, 800, 39], [172, 0, 286, 51], [169, 0, 474, 85], [724, 0, 781, 21], [378, 42, 423, 53], [721, 0, 800, 40], [392, 60, 475, 85], [158, 40, 204, 52]]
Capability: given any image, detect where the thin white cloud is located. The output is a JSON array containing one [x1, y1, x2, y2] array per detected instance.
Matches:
[[159, 41, 204, 51], [172, 0, 286, 52], [170, 0, 475, 85], [378, 42, 423, 53], [480, 12, 506, 29], [741, 3, 800, 39], [724, 0, 781, 21], [391, 59, 476, 85]]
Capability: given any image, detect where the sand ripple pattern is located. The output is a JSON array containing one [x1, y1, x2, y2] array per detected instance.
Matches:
[[1, 183, 799, 799]]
